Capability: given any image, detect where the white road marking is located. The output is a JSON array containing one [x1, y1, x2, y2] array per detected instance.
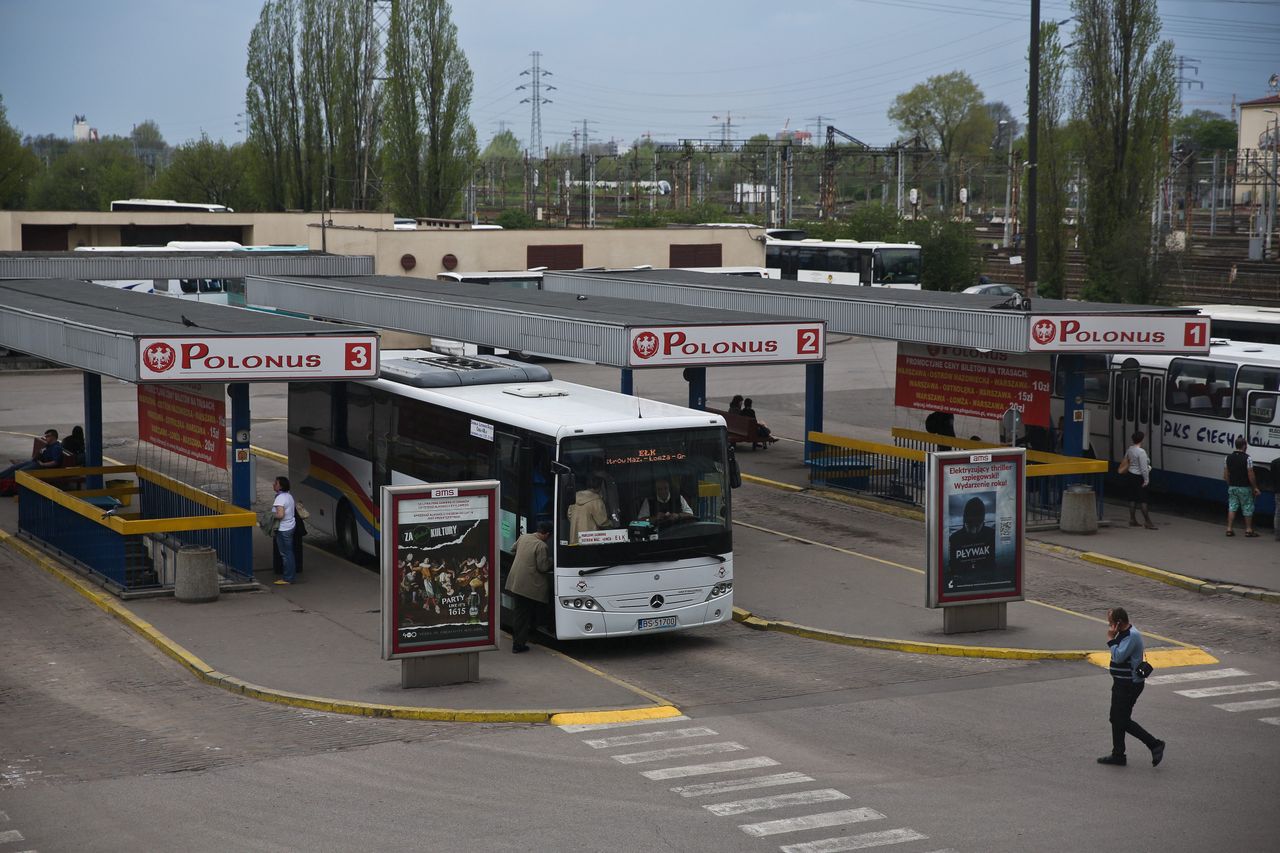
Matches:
[[1145, 667, 1251, 685], [780, 828, 930, 852], [671, 772, 815, 798], [557, 715, 691, 733], [706, 788, 849, 816], [1175, 680, 1280, 699], [583, 727, 718, 749], [1214, 697, 1280, 712], [613, 741, 746, 765], [1259, 717, 1280, 726], [641, 756, 781, 780], [739, 807, 886, 838], [0, 830, 25, 843]]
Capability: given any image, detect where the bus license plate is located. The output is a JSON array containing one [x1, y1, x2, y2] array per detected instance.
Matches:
[[638, 616, 677, 631]]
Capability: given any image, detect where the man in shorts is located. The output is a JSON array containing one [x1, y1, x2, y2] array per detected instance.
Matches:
[[1224, 436, 1261, 538]]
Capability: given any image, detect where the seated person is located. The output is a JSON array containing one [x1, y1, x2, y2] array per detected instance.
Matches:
[[1, 429, 63, 481], [740, 398, 772, 446], [728, 394, 744, 414], [62, 425, 86, 466], [637, 478, 694, 527], [567, 475, 610, 544]]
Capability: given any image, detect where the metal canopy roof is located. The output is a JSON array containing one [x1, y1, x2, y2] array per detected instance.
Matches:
[[0, 279, 376, 382], [246, 274, 821, 367], [540, 269, 1201, 354], [0, 250, 373, 281]]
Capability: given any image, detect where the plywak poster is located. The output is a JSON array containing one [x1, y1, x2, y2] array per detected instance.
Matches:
[[382, 482, 500, 658], [927, 450, 1025, 608]]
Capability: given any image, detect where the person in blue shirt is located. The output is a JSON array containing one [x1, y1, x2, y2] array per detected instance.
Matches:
[[0, 429, 63, 481], [1098, 607, 1165, 767]]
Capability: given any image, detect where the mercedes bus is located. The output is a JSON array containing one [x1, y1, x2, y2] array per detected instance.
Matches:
[[288, 350, 737, 639]]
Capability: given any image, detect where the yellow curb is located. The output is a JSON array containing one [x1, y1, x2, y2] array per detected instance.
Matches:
[[0, 530, 678, 724], [1078, 552, 1210, 593], [1085, 647, 1219, 670], [250, 444, 288, 465], [741, 473, 804, 492], [549, 706, 684, 727]]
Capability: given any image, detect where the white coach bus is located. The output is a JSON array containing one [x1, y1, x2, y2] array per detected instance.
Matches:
[[288, 350, 738, 639]]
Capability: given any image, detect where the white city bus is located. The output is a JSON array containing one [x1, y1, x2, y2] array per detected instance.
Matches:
[[109, 198, 233, 213], [1182, 305, 1280, 346], [765, 238, 922, 289], [1053, 340, 1279, 515], [288, 350, 737, 639]]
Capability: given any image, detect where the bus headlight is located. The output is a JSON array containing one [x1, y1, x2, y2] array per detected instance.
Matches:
[[705, 582, 733, 600], [561, 596, 601, 610]]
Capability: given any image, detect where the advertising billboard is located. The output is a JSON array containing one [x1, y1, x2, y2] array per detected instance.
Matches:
[[137, 335, 379, 382], [926, 449, 1025, 608], [137, 383, 227, 468], [380, 481, 500, 660], [627, 322, 825, 368], [895, 344, 1052, 427]]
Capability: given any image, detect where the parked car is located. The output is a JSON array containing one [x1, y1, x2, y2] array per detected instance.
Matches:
[[963, 282, 1020, 297]]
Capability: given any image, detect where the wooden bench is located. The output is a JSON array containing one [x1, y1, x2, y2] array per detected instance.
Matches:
[[706, 408, 778, 450]]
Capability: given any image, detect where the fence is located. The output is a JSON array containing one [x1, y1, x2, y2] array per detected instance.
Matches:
[[16, 464, 256, 594], [807, 429, 1108, 527]]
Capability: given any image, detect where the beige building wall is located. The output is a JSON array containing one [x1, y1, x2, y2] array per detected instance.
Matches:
[[304, 224, 766, 277], [1234, 96, 1280, 206], [0, 210, 392, 251]]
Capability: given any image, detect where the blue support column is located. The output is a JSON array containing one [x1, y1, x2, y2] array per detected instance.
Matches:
[[620, 368, 634, 396], [685, 367, 706, 410], [229, 383, 254, 579], [83, 373, 103, 490], [805, 362, 825, 463], [1060, 354, 1085, 458]]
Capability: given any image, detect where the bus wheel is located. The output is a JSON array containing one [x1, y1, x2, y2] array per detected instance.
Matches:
[[336, 503, 360, 561]]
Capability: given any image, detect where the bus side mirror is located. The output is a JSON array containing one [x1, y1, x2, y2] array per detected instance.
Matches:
[[728, 446, 742, 489]]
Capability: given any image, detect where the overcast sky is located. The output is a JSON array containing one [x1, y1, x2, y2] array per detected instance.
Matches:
[[1, 0, 1276, 150]]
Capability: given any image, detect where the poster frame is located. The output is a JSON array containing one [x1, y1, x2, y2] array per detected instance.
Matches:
[[926, 448, 1026, 608], [380, 480, 501, 660]]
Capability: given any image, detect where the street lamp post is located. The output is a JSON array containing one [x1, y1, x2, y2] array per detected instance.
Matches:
[[1000, 120, 1013, 247], [1265, 109, 1278, 259]]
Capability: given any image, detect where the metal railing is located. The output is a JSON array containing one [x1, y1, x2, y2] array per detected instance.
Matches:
[[16, 465, 256, 594], [807, 429, 1108, 526]]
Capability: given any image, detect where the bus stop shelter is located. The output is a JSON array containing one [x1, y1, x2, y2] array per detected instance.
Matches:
[[0, 277, 379, 590]]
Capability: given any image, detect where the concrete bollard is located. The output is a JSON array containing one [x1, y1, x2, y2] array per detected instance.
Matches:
[[174, 545, 220, 603], [1059, 484, 1099, 534]]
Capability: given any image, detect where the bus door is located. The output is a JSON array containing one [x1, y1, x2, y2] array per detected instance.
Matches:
[[1245, 390, 1280, 494], [1112, 364, 1161, 466], [493, 431, 523, 562]]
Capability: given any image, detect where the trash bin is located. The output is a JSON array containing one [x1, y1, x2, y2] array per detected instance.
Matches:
[[1059, 483, 1098, 534], [174, 545, 219, 603]]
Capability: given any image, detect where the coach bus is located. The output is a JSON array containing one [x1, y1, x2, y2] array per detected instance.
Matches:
[[288, 350, 737, 639], [109, 198, 233, 213], [764, 237, 922, 289], [1181, 305, 1280, 346], [1053, 340, 1279, 514]]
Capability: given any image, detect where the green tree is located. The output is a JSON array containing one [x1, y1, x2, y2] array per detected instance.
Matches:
[[1072, 0, 1178, 303], [1035, 21, 1072, 299], [0, 94, 40, 208], [903, 219, 982, 291], [27, 138, 147, 210], [1173, 109, 1236, 153], [888, 71, 988, 206], [481, 129, 522, 160], [151, 135, 255, 210], [130, 119, 168, 179], [382, 0, 477, 217]]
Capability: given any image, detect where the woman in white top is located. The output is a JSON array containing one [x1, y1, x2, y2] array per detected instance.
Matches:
[[1123, 431, 1156, 529], [272, 476, 299, 584]]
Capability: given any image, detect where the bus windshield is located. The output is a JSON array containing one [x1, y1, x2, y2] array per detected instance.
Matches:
[[557, 427, 729, 567], [874, 248, 922, 285]]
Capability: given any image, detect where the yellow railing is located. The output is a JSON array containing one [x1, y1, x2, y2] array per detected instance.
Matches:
[[889, 428, 1108, 477]]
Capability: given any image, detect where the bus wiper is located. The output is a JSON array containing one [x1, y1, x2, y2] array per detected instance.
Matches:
[[577, 549, 726, 575]]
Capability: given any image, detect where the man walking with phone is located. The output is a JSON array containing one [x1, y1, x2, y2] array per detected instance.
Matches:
[[1098, 607, 1165, 767]]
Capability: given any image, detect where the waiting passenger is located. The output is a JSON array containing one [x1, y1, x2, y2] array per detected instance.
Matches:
[[740, 398, 772, 448], [567, 475, 610, 544], [0, 429, 63, 482], [728, 395, 744, 414], [62, 426, 86, 466]]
